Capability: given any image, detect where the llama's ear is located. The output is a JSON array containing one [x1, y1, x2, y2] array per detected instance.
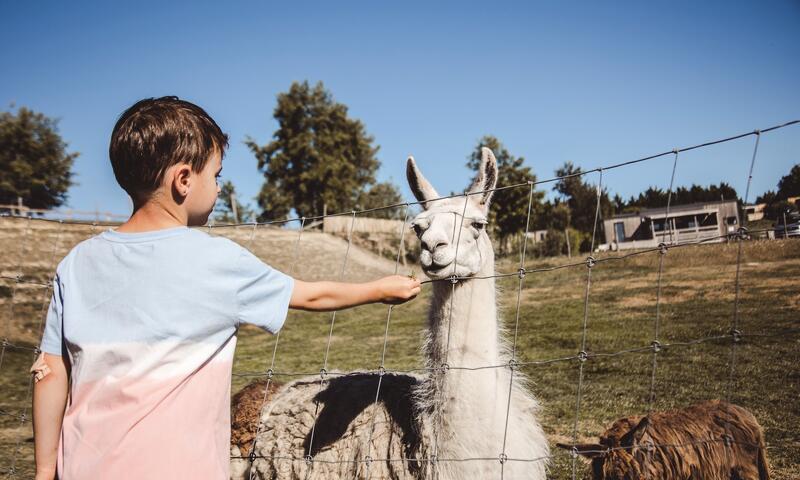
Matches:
[[406, 156, 440, 210], [556, 443, 606, 459], [622, 417, 650, 446], [467, 147, 498, 211]]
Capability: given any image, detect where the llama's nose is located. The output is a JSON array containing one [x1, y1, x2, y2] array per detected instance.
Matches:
[[422, 238, 447, 252]]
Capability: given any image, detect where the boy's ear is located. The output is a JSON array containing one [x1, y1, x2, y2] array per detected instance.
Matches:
[[172, 164, 193, 198]]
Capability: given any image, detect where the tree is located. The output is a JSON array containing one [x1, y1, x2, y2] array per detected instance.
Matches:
[[621, 183, 740, 211], [467, 136, 544, 253], [776, 164, 800, 200], [213, 180, 254, 223], [553, 162, 612, 234], [356, 181, 404, 219], [247, 81, 380, 221], [0, 106, 77, 209]]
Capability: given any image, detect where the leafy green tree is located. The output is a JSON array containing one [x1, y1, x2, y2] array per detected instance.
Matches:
[[467, 136, 544, 253], [0, 107, 77, 209], [776, 164, 800, 200], [247, 81, 380, 221], [553, 162, 612, 235], [356, 181, 404, 219], [213, 180, 254, 223]]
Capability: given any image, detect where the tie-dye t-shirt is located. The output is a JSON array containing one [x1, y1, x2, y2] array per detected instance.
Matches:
[[39, 226, 294, 479]]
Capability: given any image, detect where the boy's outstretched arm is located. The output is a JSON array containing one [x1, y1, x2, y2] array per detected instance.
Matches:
[[32, 353, 69, 480], [290, 275, 421, 312]]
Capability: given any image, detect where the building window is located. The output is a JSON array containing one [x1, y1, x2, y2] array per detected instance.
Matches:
[[614, 222, 625, 242], [674, 215, 697, 230], [699, 212, 718, 227]]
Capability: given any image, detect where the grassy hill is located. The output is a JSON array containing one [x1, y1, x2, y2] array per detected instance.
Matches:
[[1, 216, 798, 478]]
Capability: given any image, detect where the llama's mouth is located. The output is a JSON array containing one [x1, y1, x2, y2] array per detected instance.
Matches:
[[422, 263, 452, 276]]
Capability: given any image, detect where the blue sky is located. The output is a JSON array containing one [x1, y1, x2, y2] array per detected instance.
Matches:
[[2, 1, 798, 218]]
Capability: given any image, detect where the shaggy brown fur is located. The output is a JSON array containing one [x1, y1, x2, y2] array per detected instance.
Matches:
[[559, 400, 769, 480], [230, 379, 281, 454]]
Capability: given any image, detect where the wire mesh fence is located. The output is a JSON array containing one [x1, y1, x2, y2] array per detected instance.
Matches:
[[0, 120, 798, 478]]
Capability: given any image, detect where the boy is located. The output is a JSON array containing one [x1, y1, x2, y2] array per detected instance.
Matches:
[[31, 96, 421, 479]]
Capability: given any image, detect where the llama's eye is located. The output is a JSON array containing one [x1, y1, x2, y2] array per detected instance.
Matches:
[[472, 221, 486, 230], [412, 224, 423, 236]]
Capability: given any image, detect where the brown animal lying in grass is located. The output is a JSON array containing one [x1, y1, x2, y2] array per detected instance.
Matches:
[[230, 379, 281, 455], [558, 400, 769, 480]]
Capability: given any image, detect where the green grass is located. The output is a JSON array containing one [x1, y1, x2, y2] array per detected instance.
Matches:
[[1, 222, 798, 478]]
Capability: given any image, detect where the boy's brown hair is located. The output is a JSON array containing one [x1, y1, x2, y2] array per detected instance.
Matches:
[[109, 96, 229, 203]]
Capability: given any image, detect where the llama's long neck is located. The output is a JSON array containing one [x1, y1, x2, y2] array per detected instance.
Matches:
[[418, 239, 518, 468], [425, 257, 501, 370]]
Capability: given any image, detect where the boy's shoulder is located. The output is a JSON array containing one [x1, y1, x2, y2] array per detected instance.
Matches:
[[56, 227, 251, 274]]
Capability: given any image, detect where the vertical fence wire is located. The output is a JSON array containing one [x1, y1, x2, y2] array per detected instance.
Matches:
[[304, 211, 358, 470], [499, 182, 536, 479], [570, 169, 604, 480], [362, 204, 410, 479], [647, 151, 679, 410], [724, 131, 761, 468], [247, 218, 306, 479]]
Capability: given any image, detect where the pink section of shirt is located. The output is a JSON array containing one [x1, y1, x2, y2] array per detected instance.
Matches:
[[58, 340, 235, 479]]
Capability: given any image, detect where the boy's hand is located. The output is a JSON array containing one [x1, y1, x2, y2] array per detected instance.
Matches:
[[375, 275, 422, 305]]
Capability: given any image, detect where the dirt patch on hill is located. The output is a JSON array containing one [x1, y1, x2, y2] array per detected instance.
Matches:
[[0, 218, 399, 346]]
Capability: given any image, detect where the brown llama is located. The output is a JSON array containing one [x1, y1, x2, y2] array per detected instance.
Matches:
[[230, 379, 281, 455], [558, 400, 769, 480]]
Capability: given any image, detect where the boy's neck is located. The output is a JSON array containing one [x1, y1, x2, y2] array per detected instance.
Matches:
[[116, 198, 188, 233]]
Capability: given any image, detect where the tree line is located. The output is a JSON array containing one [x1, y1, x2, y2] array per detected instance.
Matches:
[[2, 83, 799, 258]]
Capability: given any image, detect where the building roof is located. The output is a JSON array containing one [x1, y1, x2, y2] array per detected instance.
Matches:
[[608, 199, 737, 221]]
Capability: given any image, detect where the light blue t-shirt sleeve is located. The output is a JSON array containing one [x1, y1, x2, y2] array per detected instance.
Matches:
[[235, 247, 294, 333], [40, 274, 64, 355]]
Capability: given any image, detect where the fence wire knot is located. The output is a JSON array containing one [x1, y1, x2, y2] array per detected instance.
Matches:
[[651, 340, 662, 353], [1, 339, 8, 348], [14, 273, 22, 282], [737, 226, 749, 240], [248, 449, 257, 463], [499, 453, 508, 464], [585, 256, 596, 269], [730, 329, 743, 343], [507, 358, 518, 371], [429, 454, 437, 465], [266, 368, 274, 379], [578, 351, 589, 362], [569, 446, 579, 459], [449, 275, 459, 285], [378, 365, 386, 376], [364, 455, 372, 466], [658, 242, 668, 255], [440, 363, 450, 372], [304, 454, 313, 465], [517, 267, 526, 279]]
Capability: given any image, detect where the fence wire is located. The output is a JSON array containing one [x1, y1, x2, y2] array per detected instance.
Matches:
[[0, 120, 798, 478]]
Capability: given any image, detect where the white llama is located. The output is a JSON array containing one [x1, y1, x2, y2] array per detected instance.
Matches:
[[231, 148, 548, 480]]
